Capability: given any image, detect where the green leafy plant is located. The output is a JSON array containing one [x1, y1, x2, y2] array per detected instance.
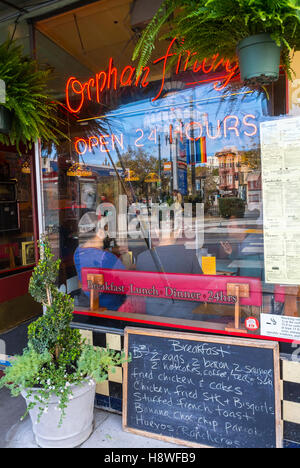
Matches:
[[133, 0, 300, 79], [0, 236, 128, 426], [0, 40, 67, 151]]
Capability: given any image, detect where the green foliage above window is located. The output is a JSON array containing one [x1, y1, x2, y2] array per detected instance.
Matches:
[[0, 40, 66, 151], [133, 0, 300, 79]]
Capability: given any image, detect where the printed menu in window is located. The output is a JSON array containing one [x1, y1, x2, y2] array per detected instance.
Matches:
[[261, 117, 300, 284]]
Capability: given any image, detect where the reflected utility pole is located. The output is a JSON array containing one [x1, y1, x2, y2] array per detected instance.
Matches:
[[165, 127, 173, 194], [158, 133, 162, 201], [190, 91, 196, 196]]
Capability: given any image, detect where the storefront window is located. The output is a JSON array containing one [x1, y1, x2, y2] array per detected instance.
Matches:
[[36, 0, 299, 342], [0, 151, 35, 275]]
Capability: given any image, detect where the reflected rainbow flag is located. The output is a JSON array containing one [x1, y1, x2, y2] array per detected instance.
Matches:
[[196, 136, 207, 164], [186, 137, 208, 164]]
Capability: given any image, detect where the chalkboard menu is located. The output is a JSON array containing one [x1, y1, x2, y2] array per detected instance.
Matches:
[[123, 328, 282, 448]]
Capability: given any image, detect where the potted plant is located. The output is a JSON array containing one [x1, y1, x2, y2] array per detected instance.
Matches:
[[0, 40, 66, 151], [133, 0, 300, 85], [0, 237, 128, 448]]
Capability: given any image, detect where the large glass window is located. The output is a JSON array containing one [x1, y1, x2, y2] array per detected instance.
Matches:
[[36, 0, 299, 342], [0, 151, 35, 274]]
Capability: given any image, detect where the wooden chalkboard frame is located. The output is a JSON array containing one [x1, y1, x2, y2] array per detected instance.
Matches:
[[122, 327, 282, 449]]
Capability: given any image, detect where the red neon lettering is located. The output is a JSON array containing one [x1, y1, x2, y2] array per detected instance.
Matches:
[[84, 79, 95, 101], [185, 121, 203, 141], [75, 138, 87, 155], [214, 61, 239, 91], [135, 129, 144, 147], [152, 37, 177, 102], [141, 67, 150, 88], [135, 68, 143, 86], [202, 54, 219, 74], [120, 66, 135, 86], [88, 136, 99, 152], [243, 114, 258, 137], [100, 135, 110, 152], [96, 71, 107, 103], [134, 66, 150, 88], [107, 58, 117, 90], [148, 128, 157, 144], [176, 54, 182, 74], [214, 56, 224, 71], [169, 124, 173, 144], [66, 77, 85, 113], [183, 50, 197, 72], [205, 119, 221, 140], [224, 115, 240, 138], [112, 134, 124, 150], [193, 60, 202, 73], [65, 39, 239, 113]]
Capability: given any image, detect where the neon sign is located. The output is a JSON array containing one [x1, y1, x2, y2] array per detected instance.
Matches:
[[74, 115, 258, 155], [65, 37, 239, 114]]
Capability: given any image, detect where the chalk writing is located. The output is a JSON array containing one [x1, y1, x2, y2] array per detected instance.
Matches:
[[125, 332, 279, 448]]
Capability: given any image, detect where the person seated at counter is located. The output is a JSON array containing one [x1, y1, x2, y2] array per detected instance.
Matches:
[[136, 230, 212, 321], [73, 226, 126, 311]]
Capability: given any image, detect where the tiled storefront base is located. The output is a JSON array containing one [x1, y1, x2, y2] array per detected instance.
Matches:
[[79, 327, 300, 448], [79, 327, 124, 413], [281, 359, 300, 447], [2, 326, 300, 447]]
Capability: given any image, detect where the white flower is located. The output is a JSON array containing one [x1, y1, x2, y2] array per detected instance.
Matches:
[[65, 382, 71, 388]]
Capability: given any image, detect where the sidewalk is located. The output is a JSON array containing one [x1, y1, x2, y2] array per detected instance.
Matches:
[[0, 387, 181, 449]]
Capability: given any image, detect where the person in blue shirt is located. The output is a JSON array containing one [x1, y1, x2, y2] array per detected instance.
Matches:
[[74, 227, 126, 311]]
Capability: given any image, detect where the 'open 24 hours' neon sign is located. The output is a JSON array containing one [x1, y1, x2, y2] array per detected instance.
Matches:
[[65, 37, 240, 114]]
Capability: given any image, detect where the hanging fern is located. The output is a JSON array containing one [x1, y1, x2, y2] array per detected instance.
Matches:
[[132, 0, 177, 72], [0, 40, 67, 152], [133, 0, 300, 79]]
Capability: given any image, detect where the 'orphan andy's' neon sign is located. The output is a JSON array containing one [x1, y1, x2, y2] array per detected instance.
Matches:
[[65, 37, 239, 114]]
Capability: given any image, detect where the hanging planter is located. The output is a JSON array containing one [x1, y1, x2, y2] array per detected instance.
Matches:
[[237, 33, 281, 85], [132, 0, 300, 85], [0, 40, 67, 152]]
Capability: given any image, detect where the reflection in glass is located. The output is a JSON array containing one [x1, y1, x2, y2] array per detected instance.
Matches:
[[36, 2, 299, 338]]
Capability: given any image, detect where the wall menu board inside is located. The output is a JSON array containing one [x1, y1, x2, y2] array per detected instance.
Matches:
[[261, 116, 300, 284], [123, 328, 282, 448]]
